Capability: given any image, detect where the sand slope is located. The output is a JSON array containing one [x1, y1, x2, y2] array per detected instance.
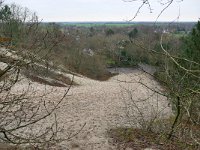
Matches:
[[10, 68, 172, 150]]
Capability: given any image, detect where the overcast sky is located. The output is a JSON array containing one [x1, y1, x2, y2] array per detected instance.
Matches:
[[5, 0, 200, 22]]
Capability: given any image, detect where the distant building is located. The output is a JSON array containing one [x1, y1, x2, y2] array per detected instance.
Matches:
[[83, 48, 94, 56]]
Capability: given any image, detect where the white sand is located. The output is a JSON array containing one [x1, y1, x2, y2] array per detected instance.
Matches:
[[9, 68, 172, 150]]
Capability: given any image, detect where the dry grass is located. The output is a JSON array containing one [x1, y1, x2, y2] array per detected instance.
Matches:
[[26, 74, 76, 87], [79, 70, 118, 81], [94, 72, 118, 81], [27, 74, 68, 87], [108, 118, 200, 150]]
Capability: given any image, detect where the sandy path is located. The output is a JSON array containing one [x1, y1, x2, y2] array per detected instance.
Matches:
[[11, 68, 172, 150]]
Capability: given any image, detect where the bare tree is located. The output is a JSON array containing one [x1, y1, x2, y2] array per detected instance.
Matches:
[[117, 0, 200, 147], [0, 2, 76, 148], [123, 0, 181, 22]]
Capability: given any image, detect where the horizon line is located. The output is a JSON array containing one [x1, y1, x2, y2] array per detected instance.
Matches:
[[41, 21, 197, 23]]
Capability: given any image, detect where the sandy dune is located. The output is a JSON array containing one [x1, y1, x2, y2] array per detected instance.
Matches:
[[10, 68, 172, 150]]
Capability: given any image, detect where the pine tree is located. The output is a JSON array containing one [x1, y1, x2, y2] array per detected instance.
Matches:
[[184, 20, 200, 63]]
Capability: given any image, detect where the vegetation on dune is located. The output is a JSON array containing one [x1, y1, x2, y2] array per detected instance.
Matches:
[[107, 21, 200, 149], [0, 2, 76, 148], [108, 127, 198, 150]]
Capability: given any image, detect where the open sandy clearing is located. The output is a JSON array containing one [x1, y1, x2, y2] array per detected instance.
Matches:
[[11, 68, 172, 150]]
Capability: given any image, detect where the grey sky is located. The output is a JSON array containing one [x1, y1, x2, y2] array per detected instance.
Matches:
[[5, 0, 200, 22]]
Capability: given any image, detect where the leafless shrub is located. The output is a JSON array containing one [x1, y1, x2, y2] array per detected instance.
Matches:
[[0, 2, 80, 149]]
